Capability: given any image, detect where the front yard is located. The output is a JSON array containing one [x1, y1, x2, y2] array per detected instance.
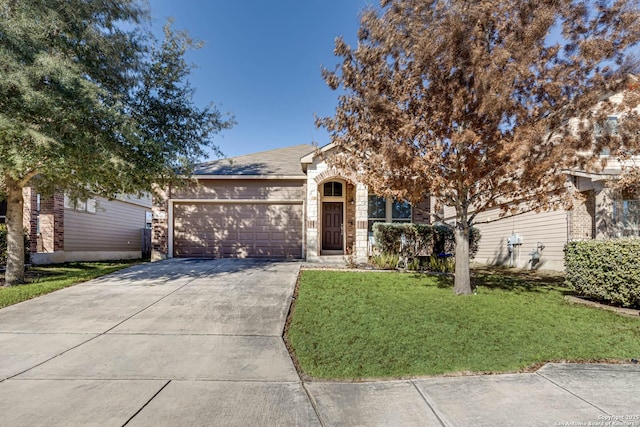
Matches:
[[286, 269, 640, 380]]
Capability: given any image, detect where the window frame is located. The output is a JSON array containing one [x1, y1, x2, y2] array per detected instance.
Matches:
[[323, 181, 343, 197], [367, 195, 412, 232], [613, 190, 640, 236]]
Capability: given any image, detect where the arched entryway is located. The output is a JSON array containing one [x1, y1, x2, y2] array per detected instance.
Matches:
[[318, 179, 356, 255]]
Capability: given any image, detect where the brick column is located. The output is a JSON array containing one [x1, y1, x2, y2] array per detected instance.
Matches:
[[53, 193, 64, 251], [345, 182, 356, 252], [22, 187, 38, 254], [569, 190, 596, 240], [38, 193, 64, 253], [151, 186, 169, 261]]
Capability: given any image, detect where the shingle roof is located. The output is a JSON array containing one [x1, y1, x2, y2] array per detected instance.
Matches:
[[193, 144, 315, 177]]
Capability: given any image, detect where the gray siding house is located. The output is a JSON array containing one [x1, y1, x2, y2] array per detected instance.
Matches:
[[12, 190, 152, 264], [462, 168, 637, 271]]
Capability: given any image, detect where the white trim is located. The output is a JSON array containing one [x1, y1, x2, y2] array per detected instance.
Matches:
[[318, 178, 347, 254], [170, 199, 304, 204], [302, 186, 307, 259], [187, 175, 305, 180], [565, 170, 620, 181], [109, 195, 153, 209], [301, 142, 337, 164]]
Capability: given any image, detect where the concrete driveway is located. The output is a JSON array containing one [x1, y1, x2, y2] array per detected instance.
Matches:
[[0, 259, 639, 426]]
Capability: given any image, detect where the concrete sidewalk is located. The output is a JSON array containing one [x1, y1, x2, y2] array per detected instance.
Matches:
[[0, 259, 638, 426]]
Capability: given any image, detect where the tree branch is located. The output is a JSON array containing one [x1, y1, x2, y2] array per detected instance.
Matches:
[[18, 169, 40, 188]]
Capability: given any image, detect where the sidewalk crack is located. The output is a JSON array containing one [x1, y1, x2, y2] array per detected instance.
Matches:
[[535, 371, 610, 415], [411, 380, 447, 427]]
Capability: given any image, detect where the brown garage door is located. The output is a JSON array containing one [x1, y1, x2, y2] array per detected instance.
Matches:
[[173, 202, 303, 258]]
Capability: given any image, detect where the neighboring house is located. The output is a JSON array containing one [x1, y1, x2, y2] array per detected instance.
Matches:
[[450, 86, 640, 271], [451, 168, 633, 271], [1, 189, 152, 264], [151, 144, 433, 263]]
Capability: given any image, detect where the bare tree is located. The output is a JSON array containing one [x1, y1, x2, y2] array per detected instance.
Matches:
[[319, 0, 640, 294]]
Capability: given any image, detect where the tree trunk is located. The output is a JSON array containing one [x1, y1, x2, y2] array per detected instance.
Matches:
[[4, 174, 25, 286], [453, 225, 472, 295]]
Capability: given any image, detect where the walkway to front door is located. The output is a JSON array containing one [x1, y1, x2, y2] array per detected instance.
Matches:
[[322, 202, 343, 251]]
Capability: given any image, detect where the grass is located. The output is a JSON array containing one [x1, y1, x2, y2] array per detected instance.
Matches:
[[0, 261, 140, 309], [285, 268, 640, 380]]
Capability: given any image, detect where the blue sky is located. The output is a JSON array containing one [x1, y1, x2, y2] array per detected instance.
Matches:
[[148, 0, 375, 160]]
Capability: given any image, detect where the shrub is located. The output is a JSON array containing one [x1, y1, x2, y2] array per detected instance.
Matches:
[[565, 238, 640, 308], [432, 224, 480, 259], [373, 223, 435, 257], [371, 223, 480, 271], [432, 224, 455, 256], [373, 223, 406, 254]]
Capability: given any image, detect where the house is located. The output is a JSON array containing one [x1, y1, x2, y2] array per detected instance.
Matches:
[[151, 143, 637, 270], [151, 144, 433, 263], [1, 190, 152, 264], [151, 113, 637, 270], [452, 168, 633, 271], [457, 86, 640, 271]]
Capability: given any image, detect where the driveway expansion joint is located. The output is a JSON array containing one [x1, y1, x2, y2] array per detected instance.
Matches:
[[122, 379, 172, 427]]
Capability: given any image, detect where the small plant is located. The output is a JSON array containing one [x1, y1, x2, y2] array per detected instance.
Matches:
[[429, 254, 455, 273], [369, 252, 400, 270], [343, 244, 358, 268], [407, 257, 422, 271]]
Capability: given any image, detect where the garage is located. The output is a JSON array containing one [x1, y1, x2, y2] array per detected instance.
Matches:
[[152, 145, 312, 261], [172, 201, 303, 259]]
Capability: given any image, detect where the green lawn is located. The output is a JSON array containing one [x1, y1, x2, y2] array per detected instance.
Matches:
[[286, 269, 640, 380], [0, 261, 140, 309]]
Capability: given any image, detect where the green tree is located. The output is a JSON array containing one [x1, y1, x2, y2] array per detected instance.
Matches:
[[319, 0, 640, 294], [0, 0, 232, 285]]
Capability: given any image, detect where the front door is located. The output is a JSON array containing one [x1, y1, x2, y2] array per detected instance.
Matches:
[[322, 202, 343, 251]]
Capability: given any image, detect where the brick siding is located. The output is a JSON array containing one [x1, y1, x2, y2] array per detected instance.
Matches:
[[570, 190, 596, 240]]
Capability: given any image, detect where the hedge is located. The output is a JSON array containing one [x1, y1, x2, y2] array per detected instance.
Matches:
[[372, 223, 480, 259], [0, 224, 31, 267], [565, 239, 640, 309]]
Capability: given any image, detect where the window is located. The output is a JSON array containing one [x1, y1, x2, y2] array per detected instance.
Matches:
[[605, 116, 619, 135], [0, 199, 6, 224], [368, 195, 412, 232], [86, 199, 97, 213], [594, 116, 619, 137], [392, 199, 412, 223], [613, 191, 640, 237], [595, 116, 619, 156], [64, 194, 97, 214], [368, 195, 386, 232], [323, 181, 343, 197]]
